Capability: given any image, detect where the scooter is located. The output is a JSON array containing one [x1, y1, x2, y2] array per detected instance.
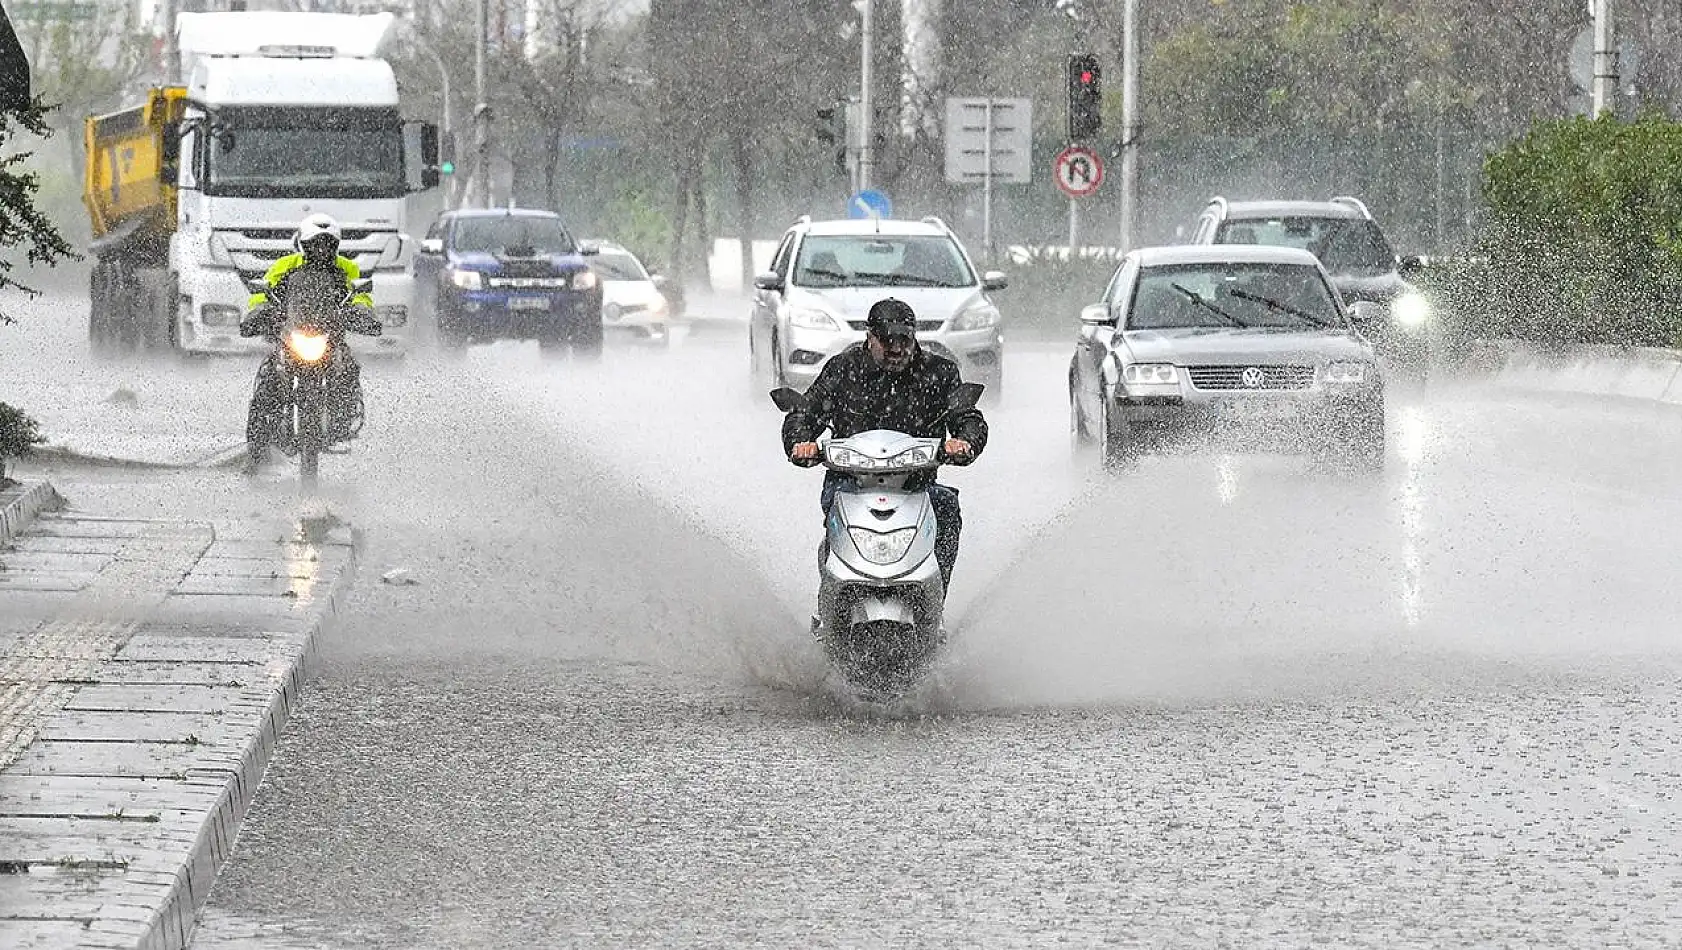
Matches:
[[771, 382, 983, 700]]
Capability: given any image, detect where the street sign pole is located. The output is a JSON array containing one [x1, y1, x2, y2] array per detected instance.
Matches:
[[945, 97, 1031, 262], [1069, 197, 1078, 251], [1119, 0, 1140, 251], [982, 102, 994, 262]]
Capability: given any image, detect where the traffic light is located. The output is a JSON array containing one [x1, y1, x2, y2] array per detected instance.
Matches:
[[1067, 53, 1101, 141], [439, 134, 456, 176], [816, 105, 841, 146]]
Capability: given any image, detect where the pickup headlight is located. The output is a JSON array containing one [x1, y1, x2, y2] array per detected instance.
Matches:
[[848, 526, 918, 565], [790, 307, 842, 331], [1391, 292, 1430, 328], [1122, 363, 1178, 385], [449, 268, 483, 290], [952, 303, 1000, 331], [571, 269, 598, 291], [1323, 361, 1371, 384]]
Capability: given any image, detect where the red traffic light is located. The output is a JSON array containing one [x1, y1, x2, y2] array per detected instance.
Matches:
[[1080, 71, 1093, 85]]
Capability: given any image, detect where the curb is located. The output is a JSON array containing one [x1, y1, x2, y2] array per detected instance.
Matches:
[[27, 443, 248, 472], [142, 525, 362, 950], [0, 479, 64, 546], [1475, 338, 1682, 407]]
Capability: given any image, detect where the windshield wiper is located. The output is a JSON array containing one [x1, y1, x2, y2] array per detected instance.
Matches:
[[882, 274, 951, 287], [801, 267, 851, 283], [1169, 283, 1250, 328], [1227, 288, 1333, 327]]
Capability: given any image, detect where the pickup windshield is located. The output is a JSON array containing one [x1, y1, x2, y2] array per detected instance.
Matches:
[[202, 106, 405, 199], [452, 216, 577, 255]]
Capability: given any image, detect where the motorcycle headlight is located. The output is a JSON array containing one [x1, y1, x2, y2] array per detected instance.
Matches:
[[1391, 292, 1430, 328], [571, 269, 599, 291], [1122, 362, 1178, 385], [848, 526, 918, 565], [449, 268, 483, 290], [952, 304, 1000, 331], [1323, 361, 1370, 384], [790, 307, 842, 331], [286, 328, 330, 363], [889, 445, 938, 468]]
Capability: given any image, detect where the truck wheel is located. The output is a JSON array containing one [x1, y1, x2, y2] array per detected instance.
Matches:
[[89, 262, 115, 357], [135, 271, 171, 351]]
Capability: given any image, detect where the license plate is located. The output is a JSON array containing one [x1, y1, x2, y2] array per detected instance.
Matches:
[[508, 297, 550, 311]]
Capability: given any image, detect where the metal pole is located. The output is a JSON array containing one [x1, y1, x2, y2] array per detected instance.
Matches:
[[859, 0, 874, 192], [1068, 197, 1078, 250], [982, 100, 994, 262], [163, 0, 179, 83], [474, 0, 491, 208], [1591, 0, 1617, 116], [1119, 0, 1139, 251]]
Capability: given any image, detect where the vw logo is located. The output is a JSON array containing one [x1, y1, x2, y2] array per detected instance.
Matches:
[[1241, 367, 1266, 388]]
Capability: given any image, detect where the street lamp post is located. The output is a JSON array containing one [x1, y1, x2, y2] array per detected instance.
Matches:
[[858, 0, 874, 192], [473, 0, 492, 208]]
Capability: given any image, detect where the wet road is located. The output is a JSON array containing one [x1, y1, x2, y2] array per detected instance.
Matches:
[[7, 295, 1682, 947]]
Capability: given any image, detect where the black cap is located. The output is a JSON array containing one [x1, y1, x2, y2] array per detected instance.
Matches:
[[866, 298, 916, 337]]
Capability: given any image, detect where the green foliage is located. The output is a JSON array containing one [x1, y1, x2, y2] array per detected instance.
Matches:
[[595, 187, 674, 272], [0, 400, 45, 482], [1470, 113, 1682, 345], [0, 98, 77, 324]]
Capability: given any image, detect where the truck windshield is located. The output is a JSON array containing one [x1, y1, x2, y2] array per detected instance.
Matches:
[[203, 106, 405, 199]]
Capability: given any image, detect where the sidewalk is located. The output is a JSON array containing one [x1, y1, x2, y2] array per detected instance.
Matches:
[[0, 480, 358, 949]]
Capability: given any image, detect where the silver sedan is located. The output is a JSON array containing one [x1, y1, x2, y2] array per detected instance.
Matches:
[[1069, 245, 1386, 470]]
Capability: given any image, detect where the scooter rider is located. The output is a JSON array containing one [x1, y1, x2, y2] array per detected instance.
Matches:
[[783, 297, 988, 592], [239, 213, 379, 472]]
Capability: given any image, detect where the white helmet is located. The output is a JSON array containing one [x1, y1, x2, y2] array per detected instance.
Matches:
[[294, 213, 342, 251]]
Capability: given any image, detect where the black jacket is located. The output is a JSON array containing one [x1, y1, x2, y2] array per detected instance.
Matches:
[[781, 344, 989, 458]]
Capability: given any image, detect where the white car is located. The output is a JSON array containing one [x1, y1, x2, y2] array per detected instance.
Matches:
[[749, 216, 1007, 397], [587, 242, 673, 345]]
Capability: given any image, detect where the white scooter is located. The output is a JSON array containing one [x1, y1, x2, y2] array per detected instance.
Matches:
[[771, 382, 983, 700]]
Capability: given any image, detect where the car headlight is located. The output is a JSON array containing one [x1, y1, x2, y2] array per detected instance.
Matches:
[[1323, 361, 1370, 384], [790, 307, 842, 331], [649, 293, 670, 318], [848, 526, 918, 565], [1391, 292, 1430, 328], [1122, 363, 1178, 385], [571, 270, 598, 291], [449, 268, 483, 290], [200, 304, 241, 327], [952, 304, 1000, 331]]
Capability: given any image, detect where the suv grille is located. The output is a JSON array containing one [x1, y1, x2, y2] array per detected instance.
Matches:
[[1188, 365, 1315, 390], [497, 259, 560, 279], [845, 319, 945, 332]]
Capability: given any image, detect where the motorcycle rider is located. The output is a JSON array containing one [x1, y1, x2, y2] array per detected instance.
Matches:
[[239, 213, 379, 473], [783, 297, 987, 594]]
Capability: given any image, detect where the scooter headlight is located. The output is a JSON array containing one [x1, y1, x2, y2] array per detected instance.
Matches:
[[286, 328, 330, 363], [848, 526, 918, 565]]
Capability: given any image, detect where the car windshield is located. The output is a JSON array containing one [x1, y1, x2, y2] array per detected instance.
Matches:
[[203, 106, 405, 199], [793, 235, 975, 289], [1215, 215, 1397, 275], [453, 217, 576, 255], [1128, 262, 1344, 330], [589, 251, 648, 282]]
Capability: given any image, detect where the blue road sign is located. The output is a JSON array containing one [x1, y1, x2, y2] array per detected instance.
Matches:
[[847, 189, 892, 220]]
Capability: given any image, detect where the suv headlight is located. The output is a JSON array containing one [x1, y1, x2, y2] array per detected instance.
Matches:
[[790, 307, 842, 331], [1323, 361, 1370, 384], [449, 268, 483, 290], [1391, 292, 1430, 328], [952, 303, 1000, 331], [848, 526, 918, 565], [1122, 363, 1178, 385], [571, 269, 599, 291]]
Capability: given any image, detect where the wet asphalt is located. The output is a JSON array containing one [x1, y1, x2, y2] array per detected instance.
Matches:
[[6, 296, 1682, 948]]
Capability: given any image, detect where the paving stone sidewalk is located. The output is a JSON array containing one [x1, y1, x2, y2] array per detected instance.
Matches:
[[0, 480, 358, 949]]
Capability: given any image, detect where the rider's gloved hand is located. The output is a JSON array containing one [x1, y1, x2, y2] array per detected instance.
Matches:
[[943, 438, 975, 464], [790, 441, 822, 467], [343, 305, 383, 336]]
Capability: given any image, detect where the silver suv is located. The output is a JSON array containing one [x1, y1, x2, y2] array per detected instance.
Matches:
[[748, 216, 1007, 396]]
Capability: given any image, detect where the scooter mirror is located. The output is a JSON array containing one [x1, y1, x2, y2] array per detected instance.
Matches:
[[948, 382, 984, 413], [770, 387, 808, 413]]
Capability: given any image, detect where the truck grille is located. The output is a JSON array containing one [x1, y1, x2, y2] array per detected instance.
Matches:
[[1187, 365, 1315, 390], [236, 228, 383, 242]]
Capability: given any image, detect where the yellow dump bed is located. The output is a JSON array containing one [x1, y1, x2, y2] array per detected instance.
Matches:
[[82, 86, 187, 251]]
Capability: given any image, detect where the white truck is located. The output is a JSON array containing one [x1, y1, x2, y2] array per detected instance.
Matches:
[[83, 11, 439, 355]]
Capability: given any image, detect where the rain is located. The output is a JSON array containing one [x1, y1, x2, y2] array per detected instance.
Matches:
[[3, 1, 1682, 948]]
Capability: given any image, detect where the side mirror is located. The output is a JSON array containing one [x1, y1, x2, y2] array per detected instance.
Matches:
[[1398, 255, 1427, 277], [649, 273, 667, 288], [578, 240, 601, 256], [245, 278, 270, 296], [770, 387, 808, 413], [420, 237, 443, 255], [947, 381, 984, 413], [1080, 303, 1116, 327], [352, 279, 373, 296], [753, 271, 785, 292], [1347, 300, 1383, 324], [981, 270, 1008, 292]]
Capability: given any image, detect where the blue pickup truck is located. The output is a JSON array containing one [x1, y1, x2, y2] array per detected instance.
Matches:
[[413, 208, 604, 357]]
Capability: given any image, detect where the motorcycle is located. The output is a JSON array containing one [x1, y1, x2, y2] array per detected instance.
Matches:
[[243, 270, 381, 485], [771, 381, 984, 701]]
